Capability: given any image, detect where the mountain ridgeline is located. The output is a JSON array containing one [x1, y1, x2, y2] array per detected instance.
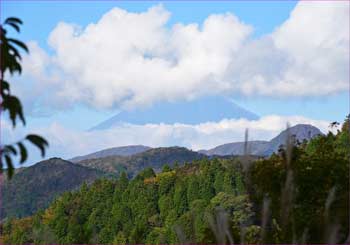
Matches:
[[200, 124, 322, 156], [1, 147, 207, 221], [0, 124, 324, 222], [0, 158, 108, 220], [2, 119, 349, 244], [76, 147, 207, 177], [69, 145, 151, 162]]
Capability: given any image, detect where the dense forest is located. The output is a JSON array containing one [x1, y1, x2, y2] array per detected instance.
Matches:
[[0, 158, 109, 219], [0, 147, 209, 221], [1, 117, 349, 244]]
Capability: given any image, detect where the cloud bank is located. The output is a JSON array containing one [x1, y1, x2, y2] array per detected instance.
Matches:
[[2, 115, 334, 165], [11, 1, 349, 114]]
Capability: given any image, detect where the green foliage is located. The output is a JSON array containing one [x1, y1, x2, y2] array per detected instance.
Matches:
[[2, 158, 248, 244], [173, 181, 188, 215], [76, 146, 206, 177], [113, 231, 127, 244], [0, 158, 108, 220], [2, 120, 349, 244], [250, 120, 349, 243], [162, 164, 171, 172], [0, 17, 48, 178]]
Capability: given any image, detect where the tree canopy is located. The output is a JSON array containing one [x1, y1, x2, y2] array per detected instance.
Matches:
[[1, 118, 349, 244]]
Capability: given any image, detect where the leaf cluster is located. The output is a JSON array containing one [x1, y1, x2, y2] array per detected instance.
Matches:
[[0, 17, 48, 178]]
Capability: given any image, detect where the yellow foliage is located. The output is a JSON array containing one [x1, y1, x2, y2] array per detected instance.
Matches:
[[155, 170, 176, 182], [42, 207, 54, 225], [144, 170, 176, 184], [143, 177, 156, 184]]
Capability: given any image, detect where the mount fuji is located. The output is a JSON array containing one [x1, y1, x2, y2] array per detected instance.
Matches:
[[90, 96, 259, 130]]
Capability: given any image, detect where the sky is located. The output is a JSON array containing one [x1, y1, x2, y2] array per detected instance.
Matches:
[[1, 1, 349, 166]]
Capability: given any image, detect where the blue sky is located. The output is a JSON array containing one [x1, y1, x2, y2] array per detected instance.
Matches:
[[2, 1, 300, 129], [1, 1, 349, 165]]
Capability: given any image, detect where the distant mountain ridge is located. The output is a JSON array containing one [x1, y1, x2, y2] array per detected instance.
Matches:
[[200, 124, 323, 156], [199, 140, 270, 156], [90, 96, 259, 130], [75, 146, 206, 177], [73, 124, 323, 160], [69, 145, 151, 162], [1, 158, 108, 220], [261, 124, 323, 155], [3, 124, 323, 220], [2, 147, 206, 220]]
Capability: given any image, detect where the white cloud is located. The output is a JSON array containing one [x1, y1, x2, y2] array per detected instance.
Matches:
[[45, 5, 252, 109], [2, 115, 334, 166], [225, 2, 349, 97], [10, 2, 349, 113]]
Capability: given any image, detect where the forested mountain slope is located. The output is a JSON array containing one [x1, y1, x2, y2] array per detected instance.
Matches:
[[0, 158, 108, 220], [200, 124, 322, 156], [2, 118, 348, 244], [0, 147, 206, 221], [76, 146, 207, 177], [69, 145, 151, 162]]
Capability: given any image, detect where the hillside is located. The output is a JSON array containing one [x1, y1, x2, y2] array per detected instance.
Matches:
[[0, 147, 206, 221], [0, 125, 324, 221], [69, 145, 151, 162], [262, 123, 323, 155], [76, 146, 207, 177], [200, 124, 322, 156], [199, 140, 270, 156], [2, 124, 349, 244], [0, 158, 108, 220]]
